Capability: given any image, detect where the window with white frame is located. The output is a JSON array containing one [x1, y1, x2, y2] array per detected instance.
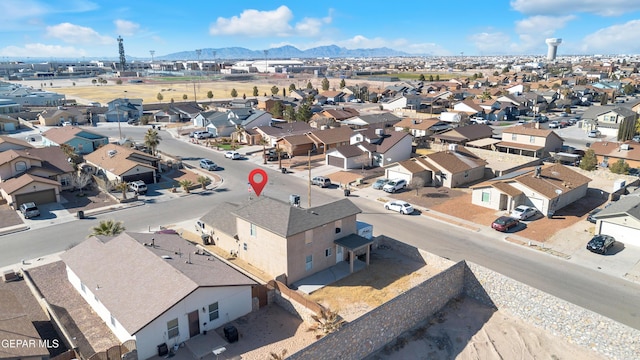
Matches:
[[481, 191, 490, 203], [61, 177, 71, 186], [167, 318, 179, 338], [15, 161, 27, 172], [250, 223, 256, 237], [305, 255, 313, 271], [511, 133, 517, 141], [208, 302, 219, 321], [529, 135, 535, 143]]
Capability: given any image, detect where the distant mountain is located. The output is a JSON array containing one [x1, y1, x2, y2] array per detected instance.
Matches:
[[159, 45, 410, 60]]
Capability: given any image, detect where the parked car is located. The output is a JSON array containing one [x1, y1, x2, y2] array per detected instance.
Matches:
[[19, 202, 40, 219], [586, 234, 616, 254], [128, 180, 147, 195], [632, 135, 640, 143], [311, 176, 332, 188], [548, 121, 560, 129], [510, 205, 538, 220], [264, 150, 290, 161], [372, 178, 390, 190], [629, 168, 640, 177], [587, 208, 602, 224], [559, 112, 568, 117], [383, 179, 407, 193], [224, 151, 241, 160], [194, 131, 214, 139], [491, 216, 519, 232], [588, 130, 601, 138], [384, 200, 414, 215], [568, 118, 578, 125], [199, 159, 219, 171]]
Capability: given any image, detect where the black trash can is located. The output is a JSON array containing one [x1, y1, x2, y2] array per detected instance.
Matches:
[[344, 189, 350, 197], [281, 167, 287, 174], [224, 325, 238, 343], [157, 343, 168, 356], [77, 210, 85, 219]]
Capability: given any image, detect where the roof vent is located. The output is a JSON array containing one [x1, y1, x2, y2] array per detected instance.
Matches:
[[161, 255, 172, 260], [107, 149, 117, 157], [375, 128, 385, 136], [620, 143, 630, 151], [448, 144, 458, 152]]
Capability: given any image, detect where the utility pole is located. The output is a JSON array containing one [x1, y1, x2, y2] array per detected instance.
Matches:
[[307, 150, 311, 208]]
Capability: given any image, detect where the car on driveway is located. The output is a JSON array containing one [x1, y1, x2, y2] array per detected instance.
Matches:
[[491, 216, 519, 232], [199, 159, 219, 171], [311, 176, 331, 188], [128, 180, 147, 195], [193, 131, 214, 139], [224, 151, 241, 160], [548, 121, 560, 129], [372, 178, 390, 190], [510, 205, 538, 220], [586, 234, 616, 254], [588, 129, 601, 138], [384, 200, 414, 215], [383, 179, 407, 193], [19, 202, 40, 219], [587, 208, 602, 223]]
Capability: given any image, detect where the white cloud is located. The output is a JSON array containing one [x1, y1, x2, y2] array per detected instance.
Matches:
[[581, 20, 640, 54], [511, 15, 573, 53], [114, 20, 140, 36], [0, 0, 48, 19], [209, 6, 294, 37], [469, 32, 516, 55], [45, 23, 114, 45], [510, 0, 640, 16], [0, 43, 86, 57]]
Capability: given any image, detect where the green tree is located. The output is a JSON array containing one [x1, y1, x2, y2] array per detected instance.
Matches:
[[289, 83, 296, 92], [579, 149, 597, 171], [271, 101, 283, 118], [116, 79, 123, 85], [179, 179, 194, 193], [230, 88, 238, 98], [271, 85, 279, 95], [284, 105, 296, 121], [609, 159, 630, 174], [502, 66, 510, 73], [623, 83, 635, 95], [157, 92, 163, 102], [253, 86, 259, 96], [321, 77, 330, 91], [339, 79, 346, 89], [197, 175, 209, 190], [296, 103, 312, 122], [88, 220, 125, 237], [183, 94, 188, 100], [435, 74, 440, 81], [600, 92, 608, 105], [429, 74, 434, 81], [207, 90, 214, 100], [306, 81, 313, 89], [144, 128, 162, 155], [418, 74, 425, 81], [114, 181, 128, 199]]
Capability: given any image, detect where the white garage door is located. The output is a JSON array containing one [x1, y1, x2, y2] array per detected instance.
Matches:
[[385, 170, 411, 183], [527, 197, 545, 213], [599, 222, 640, 248]]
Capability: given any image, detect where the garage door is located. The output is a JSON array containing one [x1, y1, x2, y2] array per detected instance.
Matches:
[[122, 172, 154, 184], [15, 189, 56, 206], [527, 197, 545, 213], [600, 222, 640, 248], [386, 170, 411, 183], [327, 155, 345, 169]]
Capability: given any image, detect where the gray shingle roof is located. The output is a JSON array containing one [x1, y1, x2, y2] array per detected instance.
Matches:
[[232, 197, 361, 237], [595, 196, 640, 221]]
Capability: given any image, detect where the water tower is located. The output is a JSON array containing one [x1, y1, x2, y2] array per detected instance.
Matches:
[[545, 38, 562, 61]]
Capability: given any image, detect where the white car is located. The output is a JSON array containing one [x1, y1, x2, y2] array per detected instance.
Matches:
[[384, 200, 414, 215], [510, 205, 537, 220], [224, 151, 241, 160], [382, 179, 407, 193]]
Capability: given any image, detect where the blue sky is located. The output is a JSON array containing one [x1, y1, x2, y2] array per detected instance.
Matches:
[[2, 0, 640, 59]]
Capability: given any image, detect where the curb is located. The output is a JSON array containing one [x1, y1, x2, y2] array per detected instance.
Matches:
[[0, 224, 30, 237], [505, 236, 572, 259]]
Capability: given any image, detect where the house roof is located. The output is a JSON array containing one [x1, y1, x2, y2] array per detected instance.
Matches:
[[279, 133, 314, 146], [0, 149, 41, 166], [59, 232, 256, 335], [376, 131, 411, 153], [83, 143, 157, 176], [397, 159, 428, 174], [255, 121, 313, 137], [589, 141, 640, 162], [495, 141, 544, 151], [307, 126, 354, 144], [0, 173, 60, 194], [514, 163, 591, 199], [200, 202, 240, 237], [582, 105, 637, 119], [393, 118, 442, 130], [27, 147, 75, 174], [0, 135, 33, 150], [232, 197, 361, 238], [431, 124, 494, 142], [503, 124, 562, 140], [424, 147, 486, 174], [320, 108, 359, 120], [332, 144, 367, 158], [41, 126, 106, 145], [595, 195, 640, 221], [342, 112, 402, 126]]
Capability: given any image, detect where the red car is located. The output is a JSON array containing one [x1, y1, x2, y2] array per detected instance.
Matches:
[[491, 216, 519, 232]]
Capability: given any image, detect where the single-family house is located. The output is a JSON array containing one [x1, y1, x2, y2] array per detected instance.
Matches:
[[0, 135, 33, 152], [340, 113, 402, 129], [306, 126, 354, 154], [0, 170, 61, 207], [383, 158, 432, 185], [411, 145, 487, 188], [84, 144, 159, 184], [470, 163, 591, 216], [197, 196, 369, 286], [253, 121, 313, 147], [393, 118, 446, 139], [496, 123, 564, 158], [106, 98, 144, 121], [320, 91, 347, 103], [309, 108, 359, 129], [589, 141, 640, 169], [452, 99, 485, 117], [430, 124, 494, 146], [593, 194, 640, 248], [276, 133, 316, 157], [37, 107, 86, 126], [41, 126, 109, 155], [193, 110, 235, 137], [59, 232, 256, 360], [581, 105, 638, 139]]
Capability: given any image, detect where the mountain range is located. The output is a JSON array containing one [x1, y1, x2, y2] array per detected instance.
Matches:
[[158, 45, 411, 61]]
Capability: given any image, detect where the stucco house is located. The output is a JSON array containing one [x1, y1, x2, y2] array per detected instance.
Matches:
[[41, 126, 109, 155], [0, 135, 33, 152], [430, 124, 494, 146], [496, 124, 564, 158], [582, 105, 638, 139], [589, 140, 640, 169], [393, 118, 446, 139], [407, 145, 487, 188], [197, 197, 369, 286], [83, 144, 159, 184], [59, 232, 256, 360], [593, 193, 640, 248], [470, 163, 591, 216], [254, 122, 313, 147], [37, 107, 86, 126], [326, 129, 412, 170]]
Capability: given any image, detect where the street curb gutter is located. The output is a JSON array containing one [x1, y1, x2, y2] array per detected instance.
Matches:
[[0, 224, 30, 237]]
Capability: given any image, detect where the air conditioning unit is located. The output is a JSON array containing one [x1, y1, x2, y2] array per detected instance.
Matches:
[[375, 128, 385, 136], [448, 144, 459, 152], [620, 143, 630, 151]]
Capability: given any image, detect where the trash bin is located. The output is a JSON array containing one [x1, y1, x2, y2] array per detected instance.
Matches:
[[343, 189, 350, 197], [281, 167, 287, 174], [224, 325, 238, 343], [77, 210, 84, 219], [157, 343, 168, 356]]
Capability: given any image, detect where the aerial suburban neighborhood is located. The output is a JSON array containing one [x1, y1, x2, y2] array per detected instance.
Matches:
[[1, 3, 640, 360]]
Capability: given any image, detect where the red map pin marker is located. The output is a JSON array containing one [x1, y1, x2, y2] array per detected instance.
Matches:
[[248, 169, 268, 196]]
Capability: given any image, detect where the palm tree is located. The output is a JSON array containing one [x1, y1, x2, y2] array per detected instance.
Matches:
[[196, 175, 209, 190], [233, 126, 246, 149], [114, 181, 128, 200], [88, 220, 125, 238], [179, 179, 194, 193], [144, 128, 162, 155]]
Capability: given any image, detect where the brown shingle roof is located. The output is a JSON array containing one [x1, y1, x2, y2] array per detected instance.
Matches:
[[515, 163, 591, 199], [424, 147, 486, 174], [393, 118, 442, 130], [83, 144, 156, 176], [377, 132, 410, 153], [491, 181, 524, 197], [0, 173, 60, 194], [590, 141, 640, 162], [307, 126, 354, 144], [0, 149, 41, 166], [398, 159, 427, 174], [0, 135, 33, 150], [503, 124, 559, 139]]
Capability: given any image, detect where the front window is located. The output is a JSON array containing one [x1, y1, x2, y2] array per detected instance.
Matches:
[[511, 133, 517, 141], [481, 191, 490, 203], [15, 161, 27, 172], [325, 248, 332, 257], [208, 302, 219, 321], [529, 136, 535, 143], [250, 223, 256, 237], [61, 177, 70, 186], [167, 318, 179, 338], [305, 255, 313, 271]]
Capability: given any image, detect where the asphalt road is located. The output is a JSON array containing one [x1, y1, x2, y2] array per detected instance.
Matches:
[[3, 123, 640, 330]]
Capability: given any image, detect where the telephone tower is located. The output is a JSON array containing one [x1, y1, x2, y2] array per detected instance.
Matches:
[[117, 36, 127, 71]]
